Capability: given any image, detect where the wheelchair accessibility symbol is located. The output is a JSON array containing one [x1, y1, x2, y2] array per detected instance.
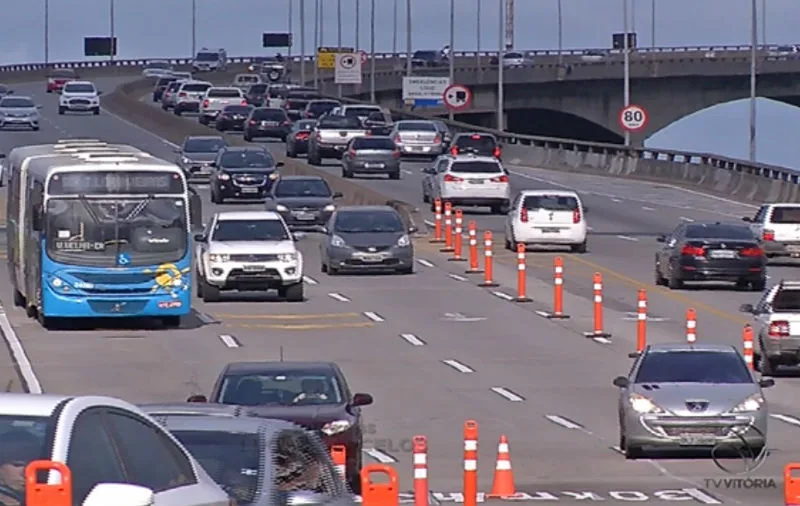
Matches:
[[116, 253, 130, 266]]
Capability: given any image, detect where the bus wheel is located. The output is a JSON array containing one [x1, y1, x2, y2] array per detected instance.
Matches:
[[161, 316, 181, 328], [13, 290, 25, 307], [38, 314, 57, 330], [25, 304, 36, 319]]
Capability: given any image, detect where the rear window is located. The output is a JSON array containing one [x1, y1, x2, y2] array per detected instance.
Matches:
[[248, 84, 268, 93], [455, 135, 497, 151], [252, 108, 286, 120], [237, 75, 260, 83], [634, 350, 751, 384], [223, 105, 253, 114], [308, 101, 339, 113], [449, 161, 502, 174], [685, 224, 754, 239], [413, 51, 438, 59], [156, 77, 177, 86], [353, 138, 395, 150], [318, 116, 362, 129], [523, 195, 578, 211], [504, 52, 524, 58], [167, 82, 182, 91], [182, 83, 212, 92], [772, 289, 800, 312], [286, 99, 309, 109], [50, 70, 76, 78], [397, 122, 436, 131], [208, 88, 241, 97], [344, 107, 380, 118], [771, 207, 800, 224]]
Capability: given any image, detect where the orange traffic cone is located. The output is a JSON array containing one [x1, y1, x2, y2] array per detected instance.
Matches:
[[487, 435, 516, 498]]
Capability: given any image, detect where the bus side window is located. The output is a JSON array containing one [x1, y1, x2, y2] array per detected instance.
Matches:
[[30, 182, 44, 231]]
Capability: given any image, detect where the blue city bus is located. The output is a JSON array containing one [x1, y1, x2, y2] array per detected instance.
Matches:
[[7, 144, 198, 328]]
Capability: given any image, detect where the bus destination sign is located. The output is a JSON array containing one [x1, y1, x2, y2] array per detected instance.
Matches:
[[48, 171, 185, 195]]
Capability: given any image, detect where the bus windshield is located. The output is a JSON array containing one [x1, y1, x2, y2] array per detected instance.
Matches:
[[45, 197, 187, 267]]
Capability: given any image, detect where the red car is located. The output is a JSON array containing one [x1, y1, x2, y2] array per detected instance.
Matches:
[[46, 69, 78, 93]]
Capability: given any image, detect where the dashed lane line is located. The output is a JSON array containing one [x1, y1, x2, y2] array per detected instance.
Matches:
[[363, 311, 385, 322], [218, 334, 241, 348], [616, 235, 638, 242], [303, 275, 319, 285], [364, 448, 397, 463], [491, 291, 514, 301], [448, 273, 467, 281], [491, 386, 525, 402], [441, 359, 474, 373], [416, 258, 435, 267], [400, 333, 426, 346], [642, 206, 655, 211], [0, 304, 42, 393], [592, 337, 612, 344], [545, 414, 585, 430], [328, 292, 350, 302], [770, 413, 800, 427], [237, 322, 374, 330], [212, 312, 361, 320], [679, 216, 695, 222]]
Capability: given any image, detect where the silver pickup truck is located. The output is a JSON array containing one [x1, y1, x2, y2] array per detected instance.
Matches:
[[198, 87, 244, 125], [307, 115, 368, 165]]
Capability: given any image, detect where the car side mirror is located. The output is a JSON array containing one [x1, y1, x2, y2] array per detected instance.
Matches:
[[193, 233, 206, 242], [97, 90, 103, 95], [276, 161, 285, 168], [742, 216, 752, 222], [332, 192, 343, 199], [36, 105, 42, 109], [408, 226, 418, 234], [739, 303, 755, 313], [209, 162, 216, 167], [5, 90, 12, 94], [612, 376, 630, 388], [292, 232, 306, 241], [83, 483, 154, 506], [351, 393, 373, 406], [627, 352, 640, 359], [186, 394, 207, 403], [759, 378, 775, 388], [583, 206, 589, 213], [656, 235, 666, 243]]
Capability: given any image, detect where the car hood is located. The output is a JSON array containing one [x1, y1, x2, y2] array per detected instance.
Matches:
[[181, 152, 217, 162], [335, 231, 404, 247], [208, 241, 296, 255], [273, 196, 334, 208], [220, 167, 277, 173], [244, 404, 351, 429], [631, 383, 761, 416], [62, 92, 98, 98], [1, 107, 37, 115]]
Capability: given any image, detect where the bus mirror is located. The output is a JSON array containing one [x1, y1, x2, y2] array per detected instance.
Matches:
[[32, 209, 43, 232], [189, 190, 202, 231]]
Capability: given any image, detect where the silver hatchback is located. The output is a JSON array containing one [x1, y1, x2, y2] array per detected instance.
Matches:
[[390, 120, 444, 158]]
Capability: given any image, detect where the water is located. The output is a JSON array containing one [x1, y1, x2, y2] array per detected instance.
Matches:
[[2, 0, 799, 169]]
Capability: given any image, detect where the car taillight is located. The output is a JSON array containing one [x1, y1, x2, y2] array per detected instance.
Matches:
[[348, 149, 356, 157], [450, 146, 459, 155], [393, 149, 400, 158], [282, 120, 290, 126], [768, 320, 790, 338], [202, 99, 209, 107], [493, 146, 502, 158], [434, 134, 442, 143], [490, 175, 508, 183], [249, 120, 257, 125], [520, 207, 528, 222], [179, 92, 187, 97], [394, 135, 401, 143], [470, 134, 481, 140], [762, 229, 775, 241], [297, 132, 309, 139], [740, 246, 764, 257], [680, 245, 706, 257], [241, 99, 247, 105], [305, 111, 312, 118], [443, 174, 463, 183], [573, 208, 581, 223]]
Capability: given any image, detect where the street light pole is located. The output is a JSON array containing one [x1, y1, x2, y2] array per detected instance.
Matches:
[[392, 0, 398, 57], [300, 0, 306, 84], [761, 0, 766, 46], [622, 0, 630, 146], [337, 0, 343, 96], [370, 0, 376, 102], [405, 0, 412, 76], [650, 0, 655, 47], [750, 0, 757, 162], [496, 0, 504, 130], [476, 0, 481, 68], [448, 0, 455, 121], [191, 0, 196, 59], [355, 0, 360, 50], [44, 0, 50, 65], [288, 0, 293, 60], [110, 0, 115, 62], [313, 0, 319, 87], [557, 0, 563, 68]]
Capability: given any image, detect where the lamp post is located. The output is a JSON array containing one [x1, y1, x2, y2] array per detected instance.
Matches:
[[392, 0, 398, 58], [313, 0, 319, 87], [557, 0, 563, 68], [300, 0, 306, 84], [622, 0, 630, 146], [191, 0, 196, 59], [749, 0, 757, 162], [448, 0, 455, 121], [496, 0, 504, 130], [337, 0, 343, 97], [370, 0, 376, 102], [355, 0, 361, 50], [44, 0, 50, 65], [110, 0, 115, 61], [405, 0, 412, 76], [288, 0, 293, 60]]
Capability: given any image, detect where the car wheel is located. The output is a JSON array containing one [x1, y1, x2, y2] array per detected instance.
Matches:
[[759, 345, 776, 376], [654, 260, 667, 286], [32, 126, 39, 131], [92, 107, 100, 115], [201, 280, 221, 302], [58, 106, 65, 115], [667, 266, 683, 290], [161, 104, 168, 110], [422, 192, 430, 203], [389, 171, 400, 180], [751, 279, 766, 291], [328, 265, 341, 276], [13, 289, 25, 308], [280, 282, 304, 302], [286, 149, 295, 158], [320, 262, 328, 273], [195, 273, 204, 297], [173, 108, 181, 116], [570, 240, 587, 253], [199, 116, 208, 126], [397, 265, 414, 275]]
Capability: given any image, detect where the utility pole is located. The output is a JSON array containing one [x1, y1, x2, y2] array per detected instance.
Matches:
[[288, 0, 293, 60], [191, 0, 196, 59], [44, 0, 50, 65], [496, 0, 504, 130], [355, 0, 361, 50], [313, 0, 319, 87], [300, 0, 306, 84], [337, 0, 343, 97], [370, 0, 376, 102], [749, 0, 758, 161], [623, 0, 631, 146], [405, 0, 412, 76], [476, 0, 481, 68], [109, 0, 115, 62], [448, 0, 455, 121]]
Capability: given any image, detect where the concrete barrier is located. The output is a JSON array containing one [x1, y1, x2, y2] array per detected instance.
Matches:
[[103, 78, 425, 232]]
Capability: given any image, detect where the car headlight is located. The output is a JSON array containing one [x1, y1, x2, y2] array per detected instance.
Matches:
[[268, 172, 279, 180], [397, 234, 410, 247], [323, 204, 335, 212], [208, 254, 230, 262], [181, 156, 190, 164], [628, 393, 667, 414], [217, 173, 230, 181], [320, 420, 352, 436], [278, 252, 297, 262], [276, 204, 288, 212], [730, 394, 764, 413], [331, 235, 346, 247], [49, 276, 71, 292]]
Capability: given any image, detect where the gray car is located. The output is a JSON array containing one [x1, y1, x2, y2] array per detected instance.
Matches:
[[321, 206, 415, 275], [266, 175, 342, 232], [0, 84, 12, 98], [160, 80, 186, 110], [285, 119, 317, 157], [140, 407, 355, 505], [340, 136, 400, 179], [0, 95, 40, 130], [614, 343, 773, 459], [390, 120, 445, 158], [176, 135, 228, 182]]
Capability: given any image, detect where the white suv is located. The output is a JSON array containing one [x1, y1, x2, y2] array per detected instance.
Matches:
[[421, 154, 511, 214], [58, 80, 100, 115], [743, 203, 800, 261], [504, 189, 588, 253], [195, 211, 304, 302]]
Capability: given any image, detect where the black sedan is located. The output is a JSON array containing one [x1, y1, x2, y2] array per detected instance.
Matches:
[[210, 146, 283, 203], [244, 107, 291, 142], [285, 119, 317, 157], [654, 222, 766, 291], [186, 360, 373, 494], [265, 175, 342, 232], [215, 104, 255, 132]]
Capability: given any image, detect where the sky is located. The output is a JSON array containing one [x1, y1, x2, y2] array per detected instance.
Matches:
[[1, 0, 799, 169]]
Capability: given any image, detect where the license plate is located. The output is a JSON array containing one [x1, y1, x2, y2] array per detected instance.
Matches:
[[292, 212, 315, 220], [787, 245, 800, 253], [335, 145, 346, 150], [263, 121, 278, 126], [679, 434, 716, 446], [709, 250, 736, 259], [468, 179, 484, 184], [364, 163, 384, 168], [540, 228, 560, 233], [242, 264, 266, 272], [360, 254, 384, 262], [240, 187, 258, 193]]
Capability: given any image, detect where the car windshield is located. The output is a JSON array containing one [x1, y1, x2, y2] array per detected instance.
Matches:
[[182, 83, 211, 92], [148, 61, 171, 69], [455, 135, 496, 151], [63, 83, 95, 93], [344, 107, 379, 118], [252, 109, 286, 120], [46, 197, 187, 267], [0, 415, 49, 476], [634, 350, 752, 384], [294, 120, 316, 131], [685, 224, 754, 239], [248, 84, 268, 94], [157, 77, 177, 86], [318, 116, 362, 129], [219, 151, 275, 169], [334, 211, 404, 233], [274, 179, 331, 198], [771, 207, 800, 224], [307, 101, 339, 114], [450, 161, 502, 174], [219, 372, 344, 406], [413, 51, 437, 59], [171, 431, 260, 505], [504, 52, 524, 59], [212, 219, 289, 241], [208, 89, 241, 98], [183, 138, 226, 153], [523, 195, 578, 211], [223, 105, 253, 115], [353, 138, 395, 150], [196, 52, 219, 62], [397, 122, 436, 131], [0, 98, 34, 108]]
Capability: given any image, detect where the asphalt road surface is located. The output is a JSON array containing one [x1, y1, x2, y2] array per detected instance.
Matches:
[[0, 76, 798, 505]]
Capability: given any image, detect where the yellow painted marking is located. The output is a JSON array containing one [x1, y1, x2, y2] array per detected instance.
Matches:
[[213, 312, 361, 320], [237, 322, 374, 330]]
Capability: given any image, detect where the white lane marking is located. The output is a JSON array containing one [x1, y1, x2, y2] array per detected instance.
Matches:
[[616, 235, 638, 242], [679, 216, 694, 222], [545, 414, 584, 430], [302, 275, 318, 285], [400, 333, 426, 346], [492, 291, 514, 301], [0, 305, 42, 394], [592, 337, 612, 344], [424, 219, 436, 228], [642, 206, 655, 211], [609, 445, 625, 455], [328, 292, 350, 302], [195, 311, 217, 324], [402, 169, 413, 175], [610, 197, 622, 203], [363, 311, 385, 322], [219, 334, 241, 348], [364, 448, 397, 463], [491, 386, 525, 402], [100, 106, 180, 148], [587, 226, 595, 231], [683, 489, 723, 504], [770, 413, 800, 426], [442, 359, 474, 373], [448, 273, 467, 281], [417, 258, 435, 267]]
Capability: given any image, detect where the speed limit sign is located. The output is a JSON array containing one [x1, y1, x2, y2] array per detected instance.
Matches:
[[619, 104, 648, 132]]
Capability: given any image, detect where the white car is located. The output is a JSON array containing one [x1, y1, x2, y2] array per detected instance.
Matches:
[[743, 203, 800, 260], [501, 52, 527, 68], [58, 81, 100, 115], [504, 189, 588, 253], [0, 393, 229, 506], [581, 50, 607, 62], [195, 211, 305, 302], [421, 154, 511, 214], [142, 59, 174, 78]]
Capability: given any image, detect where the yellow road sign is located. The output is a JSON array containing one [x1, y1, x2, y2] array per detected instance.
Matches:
[[317, 46, 354, 69]]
